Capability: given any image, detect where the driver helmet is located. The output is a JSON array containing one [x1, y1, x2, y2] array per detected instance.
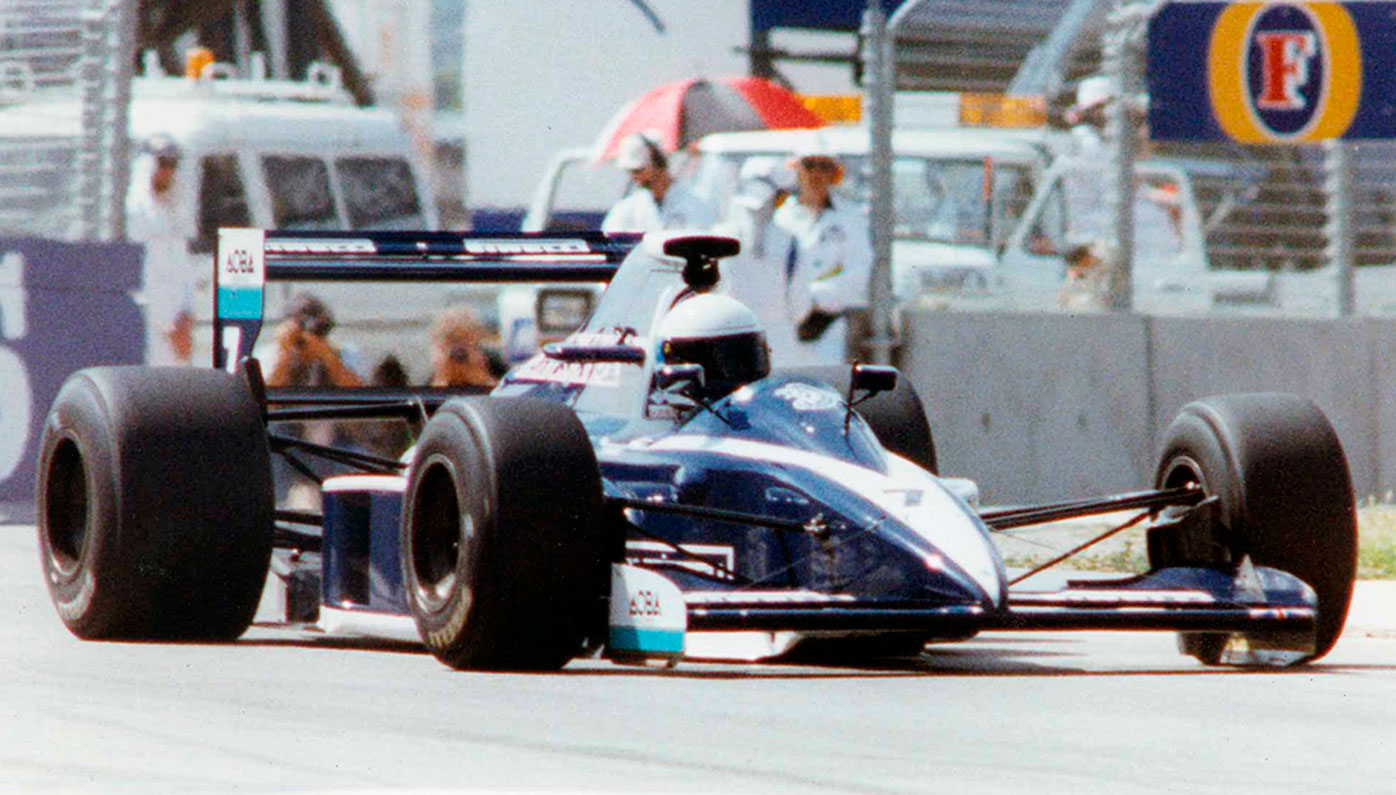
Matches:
[[657, 293, 770, 397]]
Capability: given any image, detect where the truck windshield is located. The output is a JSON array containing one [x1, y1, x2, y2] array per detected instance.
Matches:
[[263, 155, 339, 229], [694, 151, 1032, 249], [337, 156, 426, 230], [1027, 165, 1185, 266]]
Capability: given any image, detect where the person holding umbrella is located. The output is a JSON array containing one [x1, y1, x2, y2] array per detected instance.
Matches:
[[601, 131, 716, 234], [774, 140, 872, 366]]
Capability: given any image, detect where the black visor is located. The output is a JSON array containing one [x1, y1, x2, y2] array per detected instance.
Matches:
[[665, 331, 770, 390]]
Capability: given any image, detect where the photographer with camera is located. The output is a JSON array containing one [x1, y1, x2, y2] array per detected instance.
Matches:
[[265, 293, 364, 389], [427, 305, 498, 389]]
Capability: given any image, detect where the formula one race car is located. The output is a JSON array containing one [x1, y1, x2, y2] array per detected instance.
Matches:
[[34, 229, 1357, 670]]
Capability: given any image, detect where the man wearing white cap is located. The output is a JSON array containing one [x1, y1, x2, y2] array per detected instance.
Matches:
[[716, 156, 808, 366], [601, 131, 716, 234], [126, 132, 197, 365], [773, 140, 872, 365]]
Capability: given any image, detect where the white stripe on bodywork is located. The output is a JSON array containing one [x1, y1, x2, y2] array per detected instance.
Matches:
[[642, 435, 1003, 606]]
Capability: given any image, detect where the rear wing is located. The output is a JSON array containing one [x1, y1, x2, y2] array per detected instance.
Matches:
[[213, 228, 639, 371]]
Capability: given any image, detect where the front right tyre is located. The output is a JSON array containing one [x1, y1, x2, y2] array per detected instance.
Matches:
[[1151, 393, 1357, 664]]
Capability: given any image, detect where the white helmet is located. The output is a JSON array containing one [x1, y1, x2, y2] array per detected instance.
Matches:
[[657, 293, 770, 396]]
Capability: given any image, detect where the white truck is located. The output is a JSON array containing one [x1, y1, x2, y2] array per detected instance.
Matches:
[[0, 53, 452, 374], [989, 152, 1396, 317]]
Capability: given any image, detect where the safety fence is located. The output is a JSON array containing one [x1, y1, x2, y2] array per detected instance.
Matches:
[[0, 0, 133, 242]]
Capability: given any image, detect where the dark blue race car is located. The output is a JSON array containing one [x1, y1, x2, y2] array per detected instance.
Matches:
[[34, 229, 1357, 671]]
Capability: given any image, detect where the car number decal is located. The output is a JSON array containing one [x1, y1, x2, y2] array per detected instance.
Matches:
[[773, 382, 841, 411]]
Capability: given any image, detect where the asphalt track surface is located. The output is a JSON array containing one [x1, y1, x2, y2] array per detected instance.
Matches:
[[3, 522, 1394, 794]]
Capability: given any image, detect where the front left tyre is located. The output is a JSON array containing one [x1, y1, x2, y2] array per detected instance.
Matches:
[[402, 397, 607, 671], [36, 367, 274, 640]]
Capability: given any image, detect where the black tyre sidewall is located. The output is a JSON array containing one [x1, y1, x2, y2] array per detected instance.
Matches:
[[402, 405, 496, 662], [35, 367, 273, 641], [36, 378, 127, 637], [403, 397, 605, 670], [1154, 393, 1357, 661]]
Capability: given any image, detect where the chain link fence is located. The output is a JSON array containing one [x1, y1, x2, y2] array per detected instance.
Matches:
[[883, 0, 1396, 308], [0, 0, 134, 242]]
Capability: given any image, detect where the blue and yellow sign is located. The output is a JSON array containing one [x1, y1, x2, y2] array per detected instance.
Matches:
[[1148, 2, 1394, 142]]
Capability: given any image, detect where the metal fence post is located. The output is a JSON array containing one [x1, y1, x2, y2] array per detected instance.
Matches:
[[862, 0, 895, 364], [1324, 140, 1355, 317], [76, 0, 135, 242], [1101, 22, 1135, 312]]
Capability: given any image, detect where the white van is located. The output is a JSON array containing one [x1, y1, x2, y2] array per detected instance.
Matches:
[[0, 55, 454, 373]]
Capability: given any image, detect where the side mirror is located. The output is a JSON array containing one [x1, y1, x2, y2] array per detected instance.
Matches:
[[850, 363, 897, 395], [655, 363, 704, 392], [535, 288, 594, 335]]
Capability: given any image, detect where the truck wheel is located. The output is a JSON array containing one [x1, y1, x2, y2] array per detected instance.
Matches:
[[36, 367, 273, 641], [1152, 393, 1356, 664], [776, 365, 937, 474], [402, 397, 605, 671]]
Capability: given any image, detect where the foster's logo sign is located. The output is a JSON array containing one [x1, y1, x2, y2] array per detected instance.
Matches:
[[1209, 2, 1360, 142], [1146, 2, 1392, 143]]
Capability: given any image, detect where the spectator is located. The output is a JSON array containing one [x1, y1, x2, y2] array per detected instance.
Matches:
[[774, 140, 873, 366], [601, 131, 717, 234], [362, 354, 412, 460], [716, 156, 808, 366], [126, 133, 196, 365], [1057, 243, 1118, 312], [264, 293, 364, 388], [1066, 75, 1111, 158], [427, 305, 498, 388], [261, 293, 362, 511]]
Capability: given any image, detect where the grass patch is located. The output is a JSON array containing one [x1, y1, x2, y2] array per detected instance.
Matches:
[[1357, 500, 1396, 579], [996, 501, 1396, 580]]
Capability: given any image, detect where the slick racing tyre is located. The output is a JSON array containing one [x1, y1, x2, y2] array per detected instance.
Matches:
[[36, 367, 273, 641], [402, 397, 606, 671], [1152, 393, 1357, 664], [776, 365, 937, 474]]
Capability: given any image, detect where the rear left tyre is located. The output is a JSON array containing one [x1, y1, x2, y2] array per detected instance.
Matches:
[[776, 365, 937, 474], [36, 367, 274, 640]]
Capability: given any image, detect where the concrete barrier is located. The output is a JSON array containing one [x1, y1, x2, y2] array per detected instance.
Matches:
[[901, 308, 1396, 504]]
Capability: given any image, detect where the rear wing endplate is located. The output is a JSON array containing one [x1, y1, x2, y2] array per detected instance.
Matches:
[[212, 228, 639, 371]]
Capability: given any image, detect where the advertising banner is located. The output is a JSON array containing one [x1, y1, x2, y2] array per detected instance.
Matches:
[[1148, 1, 1396, 143], [0, 239, 143, 503]]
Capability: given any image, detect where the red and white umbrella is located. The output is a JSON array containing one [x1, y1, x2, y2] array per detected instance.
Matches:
[[594, 76, 825, 162]]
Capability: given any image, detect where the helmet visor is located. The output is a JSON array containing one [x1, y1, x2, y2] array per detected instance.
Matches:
[[665, 331, 770, 388]]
